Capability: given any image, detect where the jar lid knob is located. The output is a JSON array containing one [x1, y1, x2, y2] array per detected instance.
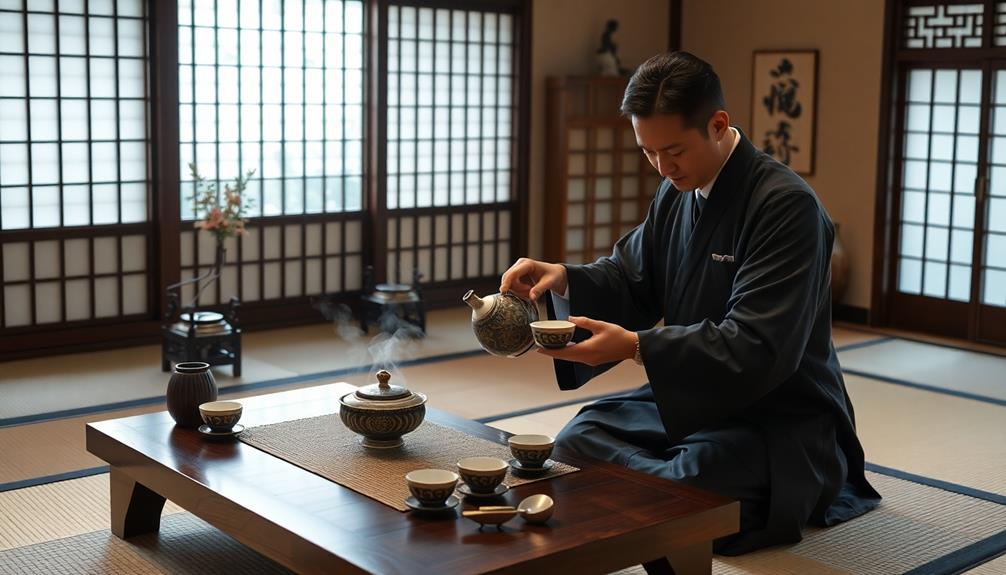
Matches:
[[377, 369, 391, 388]]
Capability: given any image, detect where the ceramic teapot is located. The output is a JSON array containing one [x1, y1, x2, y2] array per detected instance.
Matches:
[[463, 290, 545, 357]]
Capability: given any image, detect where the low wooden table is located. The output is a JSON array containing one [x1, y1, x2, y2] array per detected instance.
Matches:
[[86, 383, 738, 575]]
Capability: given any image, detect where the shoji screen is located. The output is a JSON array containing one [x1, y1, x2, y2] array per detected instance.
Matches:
[[384, 4, 519, 285], [0, 0, 151, 328], [177, 0, 366, 305]]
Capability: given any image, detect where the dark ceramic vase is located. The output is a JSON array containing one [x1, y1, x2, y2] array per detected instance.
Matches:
[[166, 362, 218, 427]]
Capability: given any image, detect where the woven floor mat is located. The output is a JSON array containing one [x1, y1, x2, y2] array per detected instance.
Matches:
[[2, 470, 1003, 575], [0, 513, 291, 575], [238, 415, 577, 511], [838, 338, 1006, 402]]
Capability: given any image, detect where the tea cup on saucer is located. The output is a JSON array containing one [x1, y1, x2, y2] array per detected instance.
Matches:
[[405, 468, 459, 507], [507, 434, 555, 468], [456, 457, 508, 494], [199, 401, 243, 432]]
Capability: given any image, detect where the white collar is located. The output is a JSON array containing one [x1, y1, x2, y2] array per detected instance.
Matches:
[[695, 127, 740, 200]]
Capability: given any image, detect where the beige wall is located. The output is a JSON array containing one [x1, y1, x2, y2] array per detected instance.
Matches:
[[681, 0, 886, 309], [528, 0, 669, 259]]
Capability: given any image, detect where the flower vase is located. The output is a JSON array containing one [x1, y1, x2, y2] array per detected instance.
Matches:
[[167, 362, 218, 427]]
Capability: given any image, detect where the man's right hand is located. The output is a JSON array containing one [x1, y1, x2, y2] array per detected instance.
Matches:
[[499, 258, 568, 303]]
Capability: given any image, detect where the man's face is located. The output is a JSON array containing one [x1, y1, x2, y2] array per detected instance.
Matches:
[[632, 111, 730, 192]]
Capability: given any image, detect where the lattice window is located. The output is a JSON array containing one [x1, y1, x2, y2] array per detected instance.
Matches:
[[178, 0, 364, 219], [0, 0, 149, 229], [177, 0, 366, 304], [179, 219, 363, 305], [0, 0, 151, 328], [897, 68, 982, 301], [3, 233, 149, 326], [385, 5, 519, 285], [564, 126, 658, 265], [903, 3, 984, 48], [996, 1, 1006, 45], [983, 70, 1006, 306]]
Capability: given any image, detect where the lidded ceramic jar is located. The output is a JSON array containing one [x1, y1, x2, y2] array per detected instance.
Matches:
[[339, 370, 427, 449], [463, 290, 544, 358]]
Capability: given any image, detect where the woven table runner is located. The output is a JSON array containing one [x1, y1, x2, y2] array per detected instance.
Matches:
[[237, 414, 578, 511]]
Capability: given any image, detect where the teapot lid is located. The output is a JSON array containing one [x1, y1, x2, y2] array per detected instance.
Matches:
[[355, 370, 411, 400]]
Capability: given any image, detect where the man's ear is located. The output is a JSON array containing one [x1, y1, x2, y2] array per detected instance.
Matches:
[[708, 110, 730, 141]]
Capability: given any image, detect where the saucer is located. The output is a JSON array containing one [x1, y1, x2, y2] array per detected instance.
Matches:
[[457, 482, 509, 499], [508, 458, 555, 474], [198, 424, 244, 439], [405, 495, 460, 513]]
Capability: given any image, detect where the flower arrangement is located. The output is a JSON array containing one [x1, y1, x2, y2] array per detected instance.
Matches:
[[187, 163, 256, 241]]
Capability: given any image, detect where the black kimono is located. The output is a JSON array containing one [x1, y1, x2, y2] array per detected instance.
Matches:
[[551, 129, 881, 555]]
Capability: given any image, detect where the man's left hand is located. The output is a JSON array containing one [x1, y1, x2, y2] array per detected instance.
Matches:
[[537, 316, 637, 367]]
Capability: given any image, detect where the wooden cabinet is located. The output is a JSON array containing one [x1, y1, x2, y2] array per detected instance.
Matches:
[[544, 76, 661, 264]]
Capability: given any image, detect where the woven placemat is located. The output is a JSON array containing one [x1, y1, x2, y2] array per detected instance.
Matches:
[[237, 414, 578, 511]]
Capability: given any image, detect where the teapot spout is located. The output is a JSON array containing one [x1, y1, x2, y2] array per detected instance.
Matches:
[[463, 290, 484, 311]]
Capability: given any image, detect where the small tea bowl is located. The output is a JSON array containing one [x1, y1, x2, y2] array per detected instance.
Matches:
[[198, 401, 243, 432], [405, 468, 459, 507], [508, 434, 555, 468], [529, 320, 575, 349], [457, 456, 508, 494]]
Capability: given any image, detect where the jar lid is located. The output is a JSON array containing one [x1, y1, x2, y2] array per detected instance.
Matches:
[[355, 370, 411, 400], [341, 370, 427, 411]]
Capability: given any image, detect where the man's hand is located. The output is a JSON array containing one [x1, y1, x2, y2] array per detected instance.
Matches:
[[499, 258, 568, 302], [537, 316, 638, 367]]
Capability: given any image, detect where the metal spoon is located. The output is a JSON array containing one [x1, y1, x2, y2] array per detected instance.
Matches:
[[479, 494, 554, 524]]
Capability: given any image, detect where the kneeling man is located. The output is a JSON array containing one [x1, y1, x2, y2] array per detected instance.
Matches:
[[500, 51, 880, 555]]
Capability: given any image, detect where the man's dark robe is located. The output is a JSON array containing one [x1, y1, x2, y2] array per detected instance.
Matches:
[[551, 129, 881, 555]]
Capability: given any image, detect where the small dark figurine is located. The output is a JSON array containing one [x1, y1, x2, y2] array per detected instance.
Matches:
[[596, 19, 629, 76]]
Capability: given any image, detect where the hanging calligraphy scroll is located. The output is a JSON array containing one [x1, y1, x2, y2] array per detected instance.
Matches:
[[751, 50, 818, 176]]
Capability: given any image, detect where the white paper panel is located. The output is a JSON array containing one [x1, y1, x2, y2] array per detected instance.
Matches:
[[59, 193, 90, 231], [65, 279, 91, 321], [122, 273, 146, 314], [466, 244, 478, 278], [923, 261, 947, 298], [3, 242, 30, 282], [94, 276, 118, 317], [324, 256, 341, 292], [63, 238, 89, 276], [0, 56, 25, 97], [305, 259, 322, 295], [93, 236, 117, 274], [345, 254, 362, 290], [450, 245, 463, 280], [345, 220, 362, 252], [32, 185, 60, 227], [121, 235, 145, 271], [34, 281, 61, 323], [285, 260, 302, 296], [31, 240, 60, 279], [4, 285, 31, 327], [263, 261, 281, 298], [241, 263, 259, 301], [0, 100, 26, 142]]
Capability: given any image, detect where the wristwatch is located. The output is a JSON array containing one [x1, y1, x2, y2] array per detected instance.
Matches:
[[633, 334, 643, 365]]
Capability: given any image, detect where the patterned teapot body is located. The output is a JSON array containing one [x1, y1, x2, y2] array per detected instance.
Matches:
[[463, 290, 543, 358]]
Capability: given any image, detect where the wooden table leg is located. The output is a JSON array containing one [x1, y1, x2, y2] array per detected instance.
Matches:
[[642, 541, 713, 575], [110, 467, 166, 538]]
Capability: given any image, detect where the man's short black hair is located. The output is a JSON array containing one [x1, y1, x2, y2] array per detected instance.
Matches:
[[620, 51, 726, 134]]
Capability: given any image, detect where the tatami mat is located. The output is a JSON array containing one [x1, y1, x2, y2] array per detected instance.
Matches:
[[1, 469, 1002, 575], [838, 338, 1006, 403], [845, 373, 1006, 496]]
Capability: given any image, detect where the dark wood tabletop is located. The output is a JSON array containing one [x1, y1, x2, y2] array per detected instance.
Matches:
[[86, 383, 738, 575]]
